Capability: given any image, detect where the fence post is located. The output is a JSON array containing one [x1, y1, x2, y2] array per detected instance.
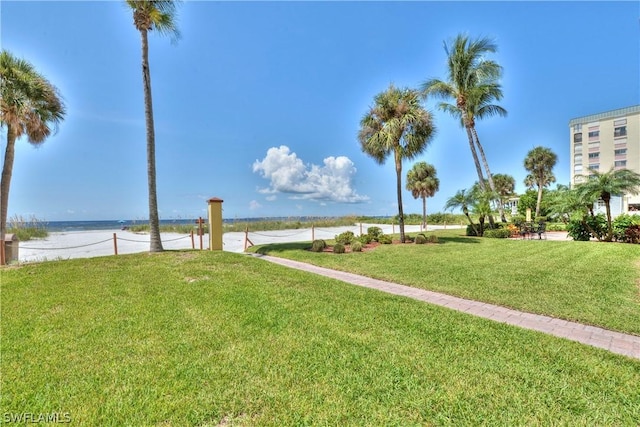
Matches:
[[392, 222, 395, 235], [113, 233, 118, 256], [360, 222, 362, 236], [190, 230, 195, 249], [244, 226, 249, 251], [312, 224, 315, 242], [444, 221, 447, 230]]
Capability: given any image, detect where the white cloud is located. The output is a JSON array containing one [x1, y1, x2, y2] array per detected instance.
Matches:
[[249, 200, 262, 210], [253, 145, 369, 203], [265, 195, 277, 202]]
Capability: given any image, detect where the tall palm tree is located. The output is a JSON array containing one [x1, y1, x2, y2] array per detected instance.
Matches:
[[406, 161, 439, 229], [576, 167, 640, 241], [523, 146, 557, 218], [126, 0, 181, 253], [359, 85, 436, 243], [0, 50, 65, 265], [422, 34, 507, 224], [444, 188, 478, 236]]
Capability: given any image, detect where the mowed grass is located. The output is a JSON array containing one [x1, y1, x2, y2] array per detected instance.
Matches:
[[252, 229, 640, 336], [2, 251, 639, 426]]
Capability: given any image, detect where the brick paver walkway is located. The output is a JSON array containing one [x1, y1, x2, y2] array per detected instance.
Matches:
[[257, 255, 640, 360]]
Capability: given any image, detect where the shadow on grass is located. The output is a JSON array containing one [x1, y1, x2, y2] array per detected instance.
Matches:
[[252, 242, 312, 255], [437, 235, 482, 244]]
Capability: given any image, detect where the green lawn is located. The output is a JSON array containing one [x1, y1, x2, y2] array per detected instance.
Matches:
[[2, 251, 639, 425], [252, 230, 640, 336]]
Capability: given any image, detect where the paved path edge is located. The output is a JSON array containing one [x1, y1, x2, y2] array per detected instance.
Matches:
[[255, 254, 640, 360]]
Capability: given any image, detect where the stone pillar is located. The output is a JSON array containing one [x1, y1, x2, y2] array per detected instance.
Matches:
[[207, 197, 224, 250]]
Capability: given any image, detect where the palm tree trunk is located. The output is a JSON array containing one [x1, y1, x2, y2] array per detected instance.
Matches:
[[536, 184, 543, 219], [422, 196, 427, 230], [463, 121, 494, 229], [464, 123, 486, 191], [395, 150, 406, 243], [603, 193, 613, 242], [140, 28, 163, 252], [471, 127, 506, 222], [464, 213, 478, 236], [0, 127, 17, 265]]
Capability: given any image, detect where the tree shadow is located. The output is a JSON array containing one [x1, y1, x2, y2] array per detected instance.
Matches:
[[436, 235, 482, 244], [252, 242, 311, 255]]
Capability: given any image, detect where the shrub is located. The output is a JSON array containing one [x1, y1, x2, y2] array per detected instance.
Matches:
[[612, 214, 640, 242], [511, 215, 526, 226], [351, 241, 363, 252], [358, 234, 372, 245], [546, 223, 567, 232], [379, 234, 392, 244], [332, 243, 346, 254], [334, 231, 355, 245], [484, 229, 511, 238], [567, 214, 606, 241], [427, 234, 439, 244], [506, 223, 519, 236], [367, 226, 383, 241], [624, 225, 640, 244], [415, 234, 427, 244], [310, 239, 327, 252]]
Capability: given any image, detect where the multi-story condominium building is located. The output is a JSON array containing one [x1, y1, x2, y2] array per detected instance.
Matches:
[[569, 105, 640, 216]]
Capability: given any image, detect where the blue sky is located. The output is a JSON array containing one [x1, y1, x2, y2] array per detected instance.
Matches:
[[2, 1, 639, 221]]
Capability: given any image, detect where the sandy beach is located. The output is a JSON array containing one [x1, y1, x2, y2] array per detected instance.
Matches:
[[16, 223, 457, 263], [15, 223, 569, 264]]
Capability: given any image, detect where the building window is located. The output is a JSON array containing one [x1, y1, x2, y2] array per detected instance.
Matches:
[[588, 152, 599, 159], [573, 123, 582, 132], [614, 160, 627, 168], [574, 143, 583, 153], [588, 164, 599, 171], [614, 148, 627, 156], [588, 130, 599, 139], [614, 126, 627, 137], [574, 165, 583, 173], [613, 118, 627, 126], [574, 133, 582, 143]]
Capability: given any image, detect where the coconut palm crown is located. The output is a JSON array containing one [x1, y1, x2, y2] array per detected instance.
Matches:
[[0, 50, 65, 264], [359, 84, 436, 243]]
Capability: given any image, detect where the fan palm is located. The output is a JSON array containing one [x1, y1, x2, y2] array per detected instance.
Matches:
[[359, 85, 436, 243], [444, 188, 478, 236], [575, 167, 640, 241], [524, 146, 557, 219], [126, 0, 181, 253], [0, 50, 65, 264], [406, 162, 439, 229], [492, 173, 515, 220], [422, 34, 507, 224]]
